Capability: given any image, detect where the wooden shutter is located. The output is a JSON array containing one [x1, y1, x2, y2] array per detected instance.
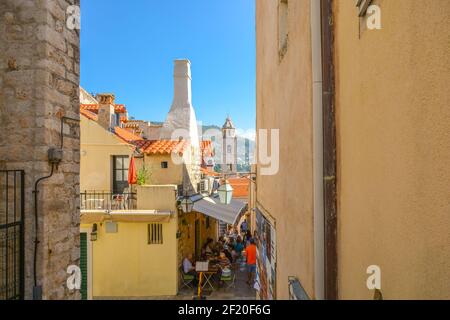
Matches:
[[80, 233, 88, 300]]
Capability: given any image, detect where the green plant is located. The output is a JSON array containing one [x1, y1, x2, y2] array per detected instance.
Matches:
[[137, 167, 151, 186]]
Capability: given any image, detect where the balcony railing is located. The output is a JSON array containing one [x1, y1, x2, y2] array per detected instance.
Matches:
[[80, 191, 137, 211]]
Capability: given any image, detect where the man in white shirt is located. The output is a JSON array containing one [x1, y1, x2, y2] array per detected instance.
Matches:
[[183, 253, 195, 275]]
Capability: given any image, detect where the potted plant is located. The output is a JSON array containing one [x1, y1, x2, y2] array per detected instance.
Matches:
[[136, 167, 152, 186]]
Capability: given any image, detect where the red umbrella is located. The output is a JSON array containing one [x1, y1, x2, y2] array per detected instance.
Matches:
[[128, 156, 137, 185]]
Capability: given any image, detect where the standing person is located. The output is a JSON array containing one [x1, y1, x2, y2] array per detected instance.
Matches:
[[233, 236, 245, 261], [240, 218, 248, 235], [245, 238, 257, 286], [228, 227, 238, 243], [244, 230, 252, 247]]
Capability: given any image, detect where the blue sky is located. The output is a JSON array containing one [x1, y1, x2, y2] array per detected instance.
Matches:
[[80, 0, 256, 130]]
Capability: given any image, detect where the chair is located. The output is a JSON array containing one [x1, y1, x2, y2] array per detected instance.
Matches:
[[179, 265, 195, 290], [220, 268, 236, 290], [121, 193, 129, 210]]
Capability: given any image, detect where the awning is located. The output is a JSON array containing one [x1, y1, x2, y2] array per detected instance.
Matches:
[[80, 210, 173, 224], [192, 195, 247, 225]]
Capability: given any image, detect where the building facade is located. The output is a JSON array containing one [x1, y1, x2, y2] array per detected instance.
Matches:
[[255, 0, 450, 300], [78, 60, 231, 298]]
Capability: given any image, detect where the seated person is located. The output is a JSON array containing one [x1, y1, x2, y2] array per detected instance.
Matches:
[[216, 251, 232, 286], [212, 240, 223, 255], [224, 237, 235, 252], [202, 238, 214, 255], [222, 248, 233, 263], [216, 251, 231, 269], [182, 253, 196, 277]]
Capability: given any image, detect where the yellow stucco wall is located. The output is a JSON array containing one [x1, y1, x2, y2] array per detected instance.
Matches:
[[81, 185, 179, 297], [143, 154, 183, 186], [80, 117, 135, 191], [334, 0, 450, 299], [256, 0, 315, 299], [82, 219, 178, 297]]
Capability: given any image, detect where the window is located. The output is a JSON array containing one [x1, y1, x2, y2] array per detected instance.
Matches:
[[161, 161, 168, 169], [227, 145, 232, 154], [278, 0, 289, 60], [112, 155, 129, 193], [148, 224, 163, 244], [206, 217, 210, 229], [356, 0, 373, 17]]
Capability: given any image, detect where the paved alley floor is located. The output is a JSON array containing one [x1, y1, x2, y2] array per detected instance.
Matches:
[[156, 260, 257, 301], [95, 261, 256, 300]]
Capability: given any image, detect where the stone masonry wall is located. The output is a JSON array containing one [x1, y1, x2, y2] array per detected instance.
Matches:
[[0, 0, 80, 299]]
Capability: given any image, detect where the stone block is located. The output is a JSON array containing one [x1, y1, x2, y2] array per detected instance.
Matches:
[[1, 0, 80, 300], [35, 85, 71, 106], [3, 69, 34, 87], [38, 0, 66, 22], [36, 58, 66, 78], [55, 78, 76, 96], [35, 24, 66, 52]]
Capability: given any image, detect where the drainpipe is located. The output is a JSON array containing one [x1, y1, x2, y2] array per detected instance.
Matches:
[[321, 0, 338, 300], [32, 164, 55, 300], [311, 0, 325, 300], [32, 116, 79, 299]]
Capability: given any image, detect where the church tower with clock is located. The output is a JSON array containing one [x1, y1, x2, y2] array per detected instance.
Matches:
[[221, 116, 238, 174]]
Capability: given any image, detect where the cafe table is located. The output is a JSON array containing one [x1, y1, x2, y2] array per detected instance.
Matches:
[[196, 262, 219, 294]]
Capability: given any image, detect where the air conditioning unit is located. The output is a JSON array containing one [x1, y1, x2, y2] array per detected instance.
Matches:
[[200, 179, 210, 194]]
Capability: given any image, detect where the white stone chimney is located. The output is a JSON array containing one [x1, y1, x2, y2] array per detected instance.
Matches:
[[97, 93, 115, 131], [159, 59, 199, 147]]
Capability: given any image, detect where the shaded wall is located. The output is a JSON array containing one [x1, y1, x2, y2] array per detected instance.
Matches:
[[334, 0, 450, 299], [256, 0, 315, 299]]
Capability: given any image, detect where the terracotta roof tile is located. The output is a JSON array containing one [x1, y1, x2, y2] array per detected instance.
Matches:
[[229, 178, 249, 199], [114, 126, 142, 143], [80, 108, 98, 121], [81, 104, 214, 160], [132, 139, 189, 155], [81, 103, 127, 114]]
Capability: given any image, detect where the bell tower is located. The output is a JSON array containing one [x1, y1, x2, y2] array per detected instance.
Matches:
[[221, 116, 237, 173]]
